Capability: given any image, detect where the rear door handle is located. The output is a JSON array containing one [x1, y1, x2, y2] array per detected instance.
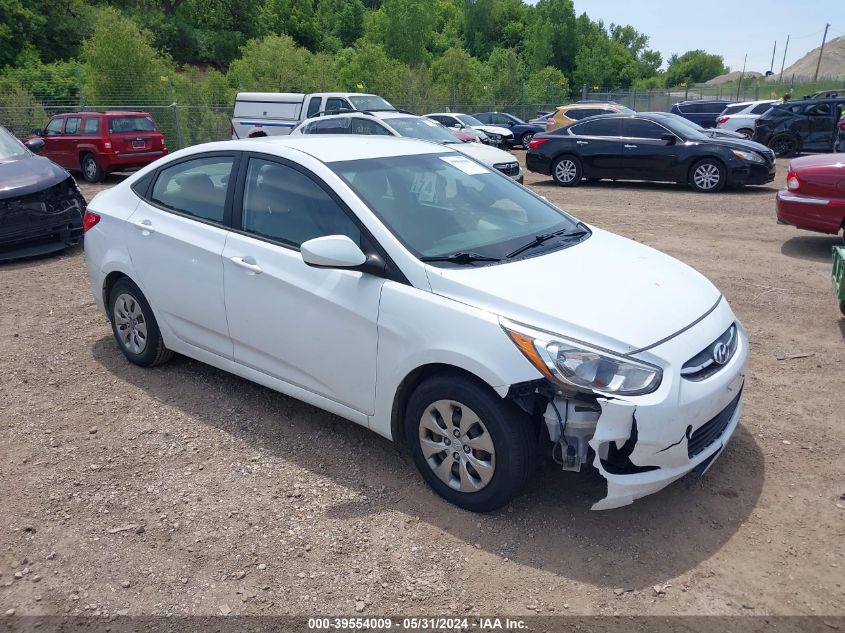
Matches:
[[230, 255, 263, 275], [624, 144, 638, 149], [576, 140, 589, 145], [133, 219, 155, 235]]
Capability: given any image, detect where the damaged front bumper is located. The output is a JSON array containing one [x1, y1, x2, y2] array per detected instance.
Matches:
[[541, 304, 749, 510]]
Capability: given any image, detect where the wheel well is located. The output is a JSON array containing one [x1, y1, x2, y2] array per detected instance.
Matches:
[[79, 151, 94, 166], [390, 363, 501, 446], [737, 128, 754, 135], [102, 271, 129, 316]]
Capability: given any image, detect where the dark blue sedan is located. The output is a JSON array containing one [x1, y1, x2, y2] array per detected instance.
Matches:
[[472, 112, 546, 148]]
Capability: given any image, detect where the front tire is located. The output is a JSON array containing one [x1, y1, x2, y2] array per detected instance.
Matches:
[[81, 153, 104, 183], [405, 373, 535, 512], [689, 158, 726, 193], [551, 155, 583, 187], [108, 279, 173, 367]]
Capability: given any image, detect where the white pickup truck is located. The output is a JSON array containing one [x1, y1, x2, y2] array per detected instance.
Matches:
[[231, 92, 396, 138]]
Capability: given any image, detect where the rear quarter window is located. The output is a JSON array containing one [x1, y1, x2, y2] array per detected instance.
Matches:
[[108, 116, 157, 133]]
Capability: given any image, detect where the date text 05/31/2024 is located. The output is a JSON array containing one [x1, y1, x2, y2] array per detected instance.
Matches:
[[307, 617, 528, 630]]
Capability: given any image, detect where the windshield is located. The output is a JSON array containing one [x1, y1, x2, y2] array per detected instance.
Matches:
[[386, 117, 459, 143], [348, 95, 394, 110], [0, 126, 28, 160], [109, 116, 157, 133], [457, 114, 484, 126], [330, 153, 582, 261]]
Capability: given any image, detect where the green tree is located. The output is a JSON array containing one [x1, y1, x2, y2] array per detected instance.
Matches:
[[259, 0, 318, 49], [431, 46, 484, 108], [382, 0, 435, 65], [316, 0, 365, 50], [80, 7, 171, 106], [484, 47, 522, 107], [665, 50, 727, 87], [335, 42, 403, 95], [227, 35, 338, 92], [524, 0, 577, 72], [524, 65, 568, 104]]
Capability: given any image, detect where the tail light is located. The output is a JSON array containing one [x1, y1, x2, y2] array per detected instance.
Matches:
[[82, 210, 101, 233], [716, 116, 729, 125], [786, 171, 801, 191], [528, 138, 549, 150]]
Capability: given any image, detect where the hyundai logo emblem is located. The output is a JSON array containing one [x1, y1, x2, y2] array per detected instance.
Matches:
[[712, 342, 730, 365]]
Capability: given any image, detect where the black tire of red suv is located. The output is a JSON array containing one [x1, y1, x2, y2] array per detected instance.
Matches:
[[81, 153, 104, 183]]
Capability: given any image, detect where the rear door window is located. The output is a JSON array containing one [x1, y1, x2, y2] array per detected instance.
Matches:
[[307, 118, 351, 134], [83, 117, 100, 134], [805, 103, 831, 117], [623, 118, 668, 139], [349, 118, 392, 135], [109, 116, 157, 133], [570, 118, 622, 137], [150, 155, 235, 224], [722, 105, 746, 116], [751, 103, 773, 115]]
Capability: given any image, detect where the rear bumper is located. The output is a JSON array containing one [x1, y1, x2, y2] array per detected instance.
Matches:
[[525, 152, 552, 175], [776, 190, 845, 234], [100, 150, 166, 171]]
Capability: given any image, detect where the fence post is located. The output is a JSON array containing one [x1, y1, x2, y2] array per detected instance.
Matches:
[[76, 67, 85, 111], [582, 83, 588, 100], [171, 103, 184, 150]]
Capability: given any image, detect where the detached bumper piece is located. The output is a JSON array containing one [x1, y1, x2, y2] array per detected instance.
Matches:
[[0, 178, 85, 262]]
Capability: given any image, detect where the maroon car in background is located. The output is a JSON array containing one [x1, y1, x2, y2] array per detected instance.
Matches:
[[776, 153, 845, 235], [27, 111, 167, 182]]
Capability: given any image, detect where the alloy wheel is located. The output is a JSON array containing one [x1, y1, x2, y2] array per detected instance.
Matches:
[[554, 159, 578, 183], [113, 293, 148, 355], [693, 163, 721, 190], [418, 399, 495, 493], [522, 132, 534, 147], [84, 158, 98, 181]]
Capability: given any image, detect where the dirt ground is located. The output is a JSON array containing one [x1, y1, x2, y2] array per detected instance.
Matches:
[[1, 155, 843, 619]]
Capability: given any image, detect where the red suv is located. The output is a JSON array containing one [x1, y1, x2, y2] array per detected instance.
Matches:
[[30, 112, 167, 182]]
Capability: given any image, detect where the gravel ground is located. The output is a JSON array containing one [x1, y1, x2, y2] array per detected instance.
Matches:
[[0, 156, 843, 619]]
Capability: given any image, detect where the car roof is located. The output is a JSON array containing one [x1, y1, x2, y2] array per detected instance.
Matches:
[[50, 111, 151, 117], [425, 112, 467, 117], [225, 136, 449, 163], [675, 99, 733, 105], [559, 102, 622, 109]]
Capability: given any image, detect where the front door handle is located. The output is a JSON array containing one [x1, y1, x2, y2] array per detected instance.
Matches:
[[624, 144, 638, 149], [230, 255, 263, 275], [133, 219, 155, 235], [576, 140, 589, 145]]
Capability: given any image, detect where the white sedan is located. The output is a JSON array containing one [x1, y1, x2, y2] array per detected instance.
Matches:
[[424, 112, 514, 148], [83, 136, 747, 512], [290, 111, 522, 182]]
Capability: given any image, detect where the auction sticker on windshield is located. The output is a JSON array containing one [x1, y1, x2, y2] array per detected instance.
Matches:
[[440, 155, 488, 175]]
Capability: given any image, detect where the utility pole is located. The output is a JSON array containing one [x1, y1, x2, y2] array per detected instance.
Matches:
[[779, 35, 790, 83], [737, 54, 747, 101], [770, 40, 777, 74], [813, 24, 830, 81]]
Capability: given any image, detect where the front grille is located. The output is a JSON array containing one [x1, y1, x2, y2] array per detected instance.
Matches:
[[494, 162, 520, 177], [688, 390, 741, 458], [681, 324, 738, 381]]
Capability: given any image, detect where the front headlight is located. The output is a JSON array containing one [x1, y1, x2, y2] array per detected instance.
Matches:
[[502, 320, 662, 396], [732, 149, 765, 164]]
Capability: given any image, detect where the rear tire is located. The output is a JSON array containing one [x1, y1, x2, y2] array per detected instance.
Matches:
[[737, 128, 754, 139], [769, 134, 799, 157], [689, 158, 726, 193], [108, 279, 173, 367], [405, 373, 536, 512], [551, 155, 583, 187], [520, 132, 534, 148], [81, 153, 104, 183]]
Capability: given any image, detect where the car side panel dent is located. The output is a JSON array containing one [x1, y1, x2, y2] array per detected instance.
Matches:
[[370, 281, 544, 440]]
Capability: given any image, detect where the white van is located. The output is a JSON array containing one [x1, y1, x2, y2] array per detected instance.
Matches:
[[231, 92, 396, 139]]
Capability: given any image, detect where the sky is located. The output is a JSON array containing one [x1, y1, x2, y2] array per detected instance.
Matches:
[[555, 0, 845, 74]]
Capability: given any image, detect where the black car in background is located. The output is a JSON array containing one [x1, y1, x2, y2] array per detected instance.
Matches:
[[471, 112, 545, 148], [0, 125, 86, 261], [753, 98, 845, 156], [526, 112, 776, 193], [670, 100, 734, 128]]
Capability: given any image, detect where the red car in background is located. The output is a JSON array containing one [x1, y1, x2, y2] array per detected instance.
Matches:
[[447, 127, 480, 143], [776, 154, 845, 235], [27, 111, 167, 182]]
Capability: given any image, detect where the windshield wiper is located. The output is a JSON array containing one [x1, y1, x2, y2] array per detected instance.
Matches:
[[505, 225, 589, 259], [420, 252, 502, 264]]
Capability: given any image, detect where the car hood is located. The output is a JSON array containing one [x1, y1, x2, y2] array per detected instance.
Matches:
[[0, 154, 70, 200], [473, 125, 514, 138], [698, 136, 773, 155], [450, 143, 518, 167], [424, 227, 721, 353]]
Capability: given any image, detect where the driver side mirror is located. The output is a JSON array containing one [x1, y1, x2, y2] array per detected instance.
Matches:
[[661, 133, 677, 145], [24, 137, 45, 153], [300, 235, 366, 269]]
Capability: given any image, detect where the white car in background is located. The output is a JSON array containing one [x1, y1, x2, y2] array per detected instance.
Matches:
[[290, 111, 522, 182], [83, 136, 747, 512], [424, 113, 514, 148], [715, 100, 778, 138]]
